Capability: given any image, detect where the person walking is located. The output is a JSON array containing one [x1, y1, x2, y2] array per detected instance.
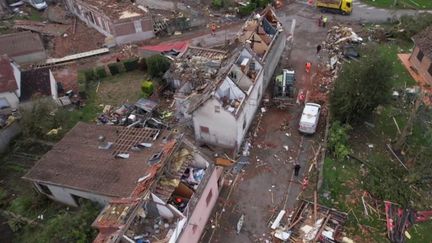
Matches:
[[318, 15, 323, 27], [294, 164, 301, 176], [322, 16, 328, 28], [316, 44, 322, 54], [305, 62, 312, 73], [211, 23, 216, 36]]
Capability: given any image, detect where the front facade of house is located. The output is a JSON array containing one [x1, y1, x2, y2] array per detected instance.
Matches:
[[65, 0, 154, 45], [33, 182, 112, 207], [191, 8, 286, 150], [410, 45, 432, 85]]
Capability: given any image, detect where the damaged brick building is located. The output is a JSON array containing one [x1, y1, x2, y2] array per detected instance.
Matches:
[[64, 0, 154, 45]]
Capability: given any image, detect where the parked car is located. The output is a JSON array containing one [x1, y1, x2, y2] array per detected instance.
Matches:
[[25, 0, 47, 10], [299, 103, 321, 134]]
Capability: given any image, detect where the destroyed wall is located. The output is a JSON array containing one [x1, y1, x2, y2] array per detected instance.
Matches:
[[262, 29, 286, 88], [33, 182, 112, 207], [64, 0, 154, 45], [177, 166, 223, 243], [410, 46, 432, 85], [193, 98, 238, 148]]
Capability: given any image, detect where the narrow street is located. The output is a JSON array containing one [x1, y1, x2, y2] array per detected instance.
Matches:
[[201, 3, 329, 243]]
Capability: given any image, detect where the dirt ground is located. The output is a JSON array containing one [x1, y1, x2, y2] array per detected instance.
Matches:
[[201, 3, 330, 243], [51, 19, 105, 58]]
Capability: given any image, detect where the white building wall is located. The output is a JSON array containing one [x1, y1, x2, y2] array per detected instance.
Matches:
[[0, 92, 19, 109], [10, 62, 21, 98], [49, 70, 58, 99], [34, 182, 112, 207], [235, 71, 264, 147], [192, 98, 237, 148]]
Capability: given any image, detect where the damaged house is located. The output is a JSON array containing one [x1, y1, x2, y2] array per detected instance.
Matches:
[[409, 25, 432, 85], [93, 137, 223, 243], [64, 0, 154, 45], [23, 122, 223, 243], [169, 7, 286, 150]]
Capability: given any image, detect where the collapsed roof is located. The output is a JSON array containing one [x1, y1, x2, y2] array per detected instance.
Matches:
[[23, 122, 172, 198], [170, 6, 283, 117], [413, 25, 432, 59]]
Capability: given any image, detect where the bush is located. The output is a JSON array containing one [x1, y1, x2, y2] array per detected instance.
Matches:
[[138, 58, 147, 71], [95, 67, 107, 79], [146, 55, 171, 78], [83, 69, 95, 82], [328, 121, 351, 160], [212, 0, 223, 9], [108, 63, 120, 75], [238, 3, 256, 17], [123, 58, 139, 71], [141, 80, 154, 97]]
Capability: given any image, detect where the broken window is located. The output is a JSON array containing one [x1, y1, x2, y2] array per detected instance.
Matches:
[[428, 63, 432, 76], [206, 189, 213, 206], [200, 126, 209, 134], [417, 50, 424, 62], [38, 184, 52, 196]]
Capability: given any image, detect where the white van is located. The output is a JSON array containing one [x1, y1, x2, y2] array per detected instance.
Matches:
[[299, 103, 321, 134], [25, 0, 47, 10]]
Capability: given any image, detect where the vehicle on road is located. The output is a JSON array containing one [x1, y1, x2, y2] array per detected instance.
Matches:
[[24, 0, 47, 10], [274, 69, 296, 98], [316, 0, 352, 15], [299, 103, 321, 134]]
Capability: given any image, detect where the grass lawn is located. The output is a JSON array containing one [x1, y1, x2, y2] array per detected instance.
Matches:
[[95, 70, 146, 106], [363, 0, 432, 9], [321, 42, 432, 242], [0, 70, 147, 242]]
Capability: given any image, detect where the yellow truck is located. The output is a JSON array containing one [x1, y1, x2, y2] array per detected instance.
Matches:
[[316, 0, 353, 15]]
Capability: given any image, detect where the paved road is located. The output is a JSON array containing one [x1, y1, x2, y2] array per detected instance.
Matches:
[[295, 0, 431, 23]]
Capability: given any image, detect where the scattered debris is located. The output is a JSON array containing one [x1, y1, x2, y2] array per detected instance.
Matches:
[[237, 214, 245, 234]]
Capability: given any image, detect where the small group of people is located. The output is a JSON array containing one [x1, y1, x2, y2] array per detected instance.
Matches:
[[318, 15, 328, 27]]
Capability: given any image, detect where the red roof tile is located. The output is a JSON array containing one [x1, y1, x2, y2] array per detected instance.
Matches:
[[0, 55, 18, 93]]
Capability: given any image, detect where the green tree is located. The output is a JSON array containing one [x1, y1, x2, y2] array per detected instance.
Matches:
[[330, 45, 393, 123], [146, 55, 171, 79]]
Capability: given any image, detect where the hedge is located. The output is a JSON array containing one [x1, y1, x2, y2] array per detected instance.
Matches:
[[95, 67, 107, 79], [123, 58, 139, 71], [83, 69, 95, 82], [108, 63, 120, 75]]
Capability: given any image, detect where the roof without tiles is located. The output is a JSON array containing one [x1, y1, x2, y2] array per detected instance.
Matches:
[[20, 68, 51, 101], [77, 0, 148, 21], [0, 31, 45, 59], [0, 55, 18, 93], [23, 122, 172, 198], [413, 25, 432, 59]]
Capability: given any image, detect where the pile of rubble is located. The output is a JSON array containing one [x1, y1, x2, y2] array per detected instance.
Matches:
[[323, 25, 363, 71]]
